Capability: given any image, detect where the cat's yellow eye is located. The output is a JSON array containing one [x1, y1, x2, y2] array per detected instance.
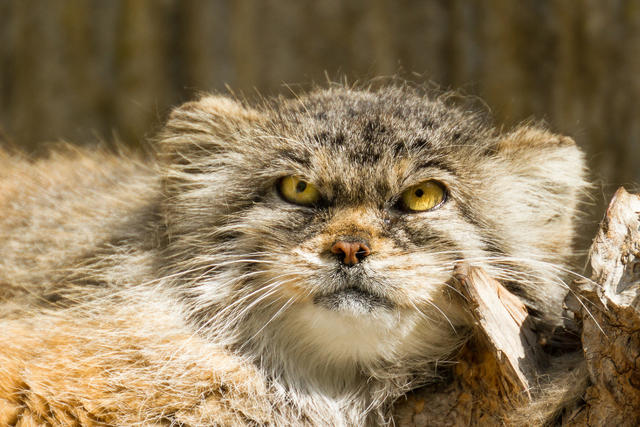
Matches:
[[278, 176, 322, 206], [400, 180, 446, 212]]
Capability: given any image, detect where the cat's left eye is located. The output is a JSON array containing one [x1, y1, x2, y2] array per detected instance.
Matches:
[[399, 180, 446, 212], [277, 176, 322, 206]]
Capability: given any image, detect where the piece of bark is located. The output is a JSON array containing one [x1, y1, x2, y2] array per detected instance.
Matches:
[[453, 264, 546, 397], [566, 187, 640, 426], [394, 265, 547, 426]]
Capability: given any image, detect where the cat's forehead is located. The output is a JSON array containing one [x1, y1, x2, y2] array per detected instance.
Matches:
[[271, 89, 489, 158], [263, 88, 492, 201]]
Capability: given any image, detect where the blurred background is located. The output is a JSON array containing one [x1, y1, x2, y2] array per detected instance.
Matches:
[[0, 0, 638, 231]]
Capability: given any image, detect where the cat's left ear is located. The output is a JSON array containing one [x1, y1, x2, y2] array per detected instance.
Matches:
[[492, 125, 589, 258], [158, 95, 266, 164], [495, 126, 587, 194]]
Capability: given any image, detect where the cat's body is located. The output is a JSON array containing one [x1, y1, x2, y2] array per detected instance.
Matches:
[[0, 86, 587, 425]]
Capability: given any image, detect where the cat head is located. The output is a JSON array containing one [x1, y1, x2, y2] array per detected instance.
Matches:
[[157, 87, 588, 371]]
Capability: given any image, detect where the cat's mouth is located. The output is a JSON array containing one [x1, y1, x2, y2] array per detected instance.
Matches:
[[313, 286, 394, 314], [309, 265, 395, 314]]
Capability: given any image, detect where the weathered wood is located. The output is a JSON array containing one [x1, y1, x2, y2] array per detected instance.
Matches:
[[566, 187, 640, 426], [394, 265, 547, 426], [453, 264, 546, 397]]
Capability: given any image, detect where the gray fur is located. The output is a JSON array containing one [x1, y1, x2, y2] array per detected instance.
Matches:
[[0, 86, 588, 425]]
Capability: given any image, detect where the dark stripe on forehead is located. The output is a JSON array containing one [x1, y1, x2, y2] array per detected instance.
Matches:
[[276, 149, 311, 167], [415, 159, 457, 175], [314, 131, 345, 147], [362, 119, 387, 143]]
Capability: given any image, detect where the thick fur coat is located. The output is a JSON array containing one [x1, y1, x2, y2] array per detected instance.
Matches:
[[0, 86, 588, 425]]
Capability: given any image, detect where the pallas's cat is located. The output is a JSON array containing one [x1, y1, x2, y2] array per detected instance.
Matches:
[[0, 86, 587, 425]]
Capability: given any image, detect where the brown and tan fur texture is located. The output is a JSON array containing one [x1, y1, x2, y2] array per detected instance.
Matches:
[[0, 86, 588, 425]]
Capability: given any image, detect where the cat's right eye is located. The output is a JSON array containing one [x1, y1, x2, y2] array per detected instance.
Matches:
[[277, 176, 322, 206], [398, 180, 446, 212]]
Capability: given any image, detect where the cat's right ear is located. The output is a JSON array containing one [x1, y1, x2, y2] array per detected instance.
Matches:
[[158, 95, 265, 164]]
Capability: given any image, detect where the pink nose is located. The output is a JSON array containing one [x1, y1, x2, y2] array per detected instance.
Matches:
[[331, 240, 371, 265]]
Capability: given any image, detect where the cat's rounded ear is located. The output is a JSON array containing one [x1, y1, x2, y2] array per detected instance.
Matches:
[[497, 126, 576, 155], [492, 125, 589, 259], [495, 126, 587, 195], [158, 95, 265, 164]]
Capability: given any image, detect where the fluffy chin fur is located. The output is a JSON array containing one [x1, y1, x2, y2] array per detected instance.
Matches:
[[263, 302, 466, 382], [0, 85, 589, 425]]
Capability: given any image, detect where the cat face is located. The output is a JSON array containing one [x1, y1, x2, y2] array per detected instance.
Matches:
[[159, 88, 587, 366]]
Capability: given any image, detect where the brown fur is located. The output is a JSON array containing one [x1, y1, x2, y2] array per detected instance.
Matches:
[[0, 293, 273, 425], [0, 86, 589, 425]]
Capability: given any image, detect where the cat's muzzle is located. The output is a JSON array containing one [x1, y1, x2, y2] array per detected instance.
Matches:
[[312, 267, 394, 314]]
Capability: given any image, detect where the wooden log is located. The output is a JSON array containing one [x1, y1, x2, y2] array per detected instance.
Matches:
[[566, 187, 640, 426], [394, 265, 547, 426], [452, 264, 546, 398]]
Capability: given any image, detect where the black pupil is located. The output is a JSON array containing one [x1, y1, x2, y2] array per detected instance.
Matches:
[[415, 188, 424, 198], [296, 181, 307, 193]]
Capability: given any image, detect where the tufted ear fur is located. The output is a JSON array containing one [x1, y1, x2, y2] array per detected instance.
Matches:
[[478, 126, 590, 327], [496, 126, 588, 256], [496, 127, 588, 206], [487, 126, 588, 275], [497, 127, 587, 195], [159, 95, 266, 168], [157, 96, 267, 239]]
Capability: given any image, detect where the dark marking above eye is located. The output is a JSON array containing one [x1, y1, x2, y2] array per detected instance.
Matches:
[[413, 138, 429, 149], [315, 132, 345, 147], [347, 149, 381, 165], [416, 159, 456, 175], [296, 181, 307, 192], [333, 133, 345, 145], [362, 119, 386, 142], [314, 132, 330, 143], [371, 120, 385, 132], [278, 150, 311, 167]]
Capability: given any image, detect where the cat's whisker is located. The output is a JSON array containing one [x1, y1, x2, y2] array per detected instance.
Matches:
[[190, 287, 285, 339], [241, 294, 299, 349], [195, 273, 303, 334], [416, 298, 457, 332], [189, 279, 284, 323], [214, 276, 299, 319]]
